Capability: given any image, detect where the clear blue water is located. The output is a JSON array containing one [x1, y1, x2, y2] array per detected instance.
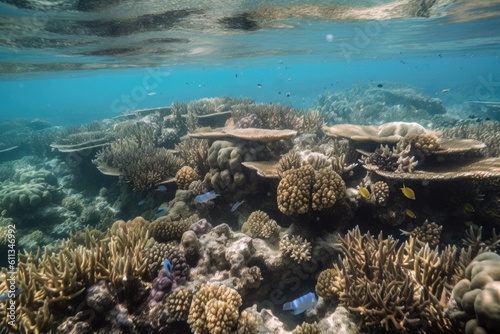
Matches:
[[1, 0, 499, 125]]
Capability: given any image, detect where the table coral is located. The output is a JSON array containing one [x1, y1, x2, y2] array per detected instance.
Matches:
[[241, 210, 279, 240], [188, 283, 242, 334], [277, 165, 345, 215]]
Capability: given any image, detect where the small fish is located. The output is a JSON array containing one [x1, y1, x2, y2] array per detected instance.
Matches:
[[358, 186, 370, 199], [257, 83, 262, 88], [441, 89, 449, 93], [400, 183, 416, 200], [138, 199, 146, 206], [405, 209, 416, 219], [155, 207, 168, 218], [0, 289, 22, 301], [465, 221, 479, 230], [163, 258, 172, 273], [231, 200, 246, 212], [377, 83, 383, 88], [156, 185, 167, 192], [468, 115, 477, 119], [464, 203, 475, 213], [283, 292, 318, 315], [147, 92, 157, 96], [194, 191, 220, 204]]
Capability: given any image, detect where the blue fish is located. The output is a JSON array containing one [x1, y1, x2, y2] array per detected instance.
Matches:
[[0, 289, 22, 301], [231, 200, 246, 212], [155, 207, 168, 218], [194, 191, 220, 204], [156, 185, 167, 192], [138, 199, 146, 206], [283, 292, 318, 315], [163, 258, 172, 273]]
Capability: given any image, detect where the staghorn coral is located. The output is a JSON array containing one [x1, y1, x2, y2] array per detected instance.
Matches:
[[315, 267, 345, 299], [372, 181, 390, 206], [165, 287, 193, 322], [0, 217, 150, 333], [452, 252, 500, 334], [292, 322, 321, 334], [175, 138, 210, 177], [93, 138, 181, 191], [188, 283, 242, 334], [277, 164, 345, 215], [461, 226, 500, 257], [442, 121, 500, 157], [280, 235, 312, 264], [175, 165, 199, 190], [400, 220, 442, 249], [236, 305, 263, 334], [322, 227, 472, 333], [241, 210, 279, 240]]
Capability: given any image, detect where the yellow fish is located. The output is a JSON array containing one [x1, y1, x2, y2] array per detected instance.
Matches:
[[358, 186, 371, 199], [400, 183, 416, 200], [464, 203, 475, 213], [405, 209, 416, 219]]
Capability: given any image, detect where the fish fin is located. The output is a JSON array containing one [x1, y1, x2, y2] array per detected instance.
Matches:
[[293, 308, 305, 315], [282, 302, 292, 311]]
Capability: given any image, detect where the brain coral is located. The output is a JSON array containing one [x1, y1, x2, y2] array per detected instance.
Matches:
[[0, 181, 53, 214], [241, 210, 279, 240], [452, 252, 500, 334], [277, 165, 345, 215], [188, 283, 242, 334]]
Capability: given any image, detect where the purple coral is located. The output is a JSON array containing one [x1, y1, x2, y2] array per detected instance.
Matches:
[[149, 268, 177, 307], [189, 218, 213, 236]]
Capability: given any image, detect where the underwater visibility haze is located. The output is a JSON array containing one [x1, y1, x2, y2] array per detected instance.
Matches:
[[1, 0, 500, 333]]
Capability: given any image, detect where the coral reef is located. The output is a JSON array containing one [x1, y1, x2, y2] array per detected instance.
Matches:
[[175, 165, 200, 190], [277, 165, 345, 215], [280, 235, 312, 264], [371, 181, 390, 206], [292, 322, 321, 334], [451, 252, 500, 334], [317, 227, 471, 333], [241, 210, 279, 240], [400, 220, 443, 249], [188, 283, 242, 334], [165, 287, 193, 321]]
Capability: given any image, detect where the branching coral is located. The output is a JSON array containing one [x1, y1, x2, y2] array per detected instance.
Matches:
[[399, 133, 441, 156], [442, 121, 500, 157], [0, 217, 150, 333], [236, 305, 263, 334], [188, 283, 242, 334], [372, 181, 390, 206], [277, 165, 345, 215], [315, 267, 345, 299], [175, 138, 210, 177], [241, 210, 279, 240], [280, 235, 312, 264], [320, 227, 472, 333], [93, 138, 181, 191], [292, 322, 321, 334]]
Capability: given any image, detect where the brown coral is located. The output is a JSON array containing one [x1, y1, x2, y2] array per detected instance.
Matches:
[[400, 133, 441, 155], [165, 288, 193, 322], [241, 210, 279, 240], [188, 283, 242, 334], [175, 166, 199, 190], [292, 322, 321, 334], [237, 305, 263, 334], [372, 181, 390, 206], [315, 267, 345, 299], [400, 219, 442, 249], [277, 165, 345, 215], [175, 138, 210, 177], [280, 235, 312, 264], [150, 216, 193, 243]]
